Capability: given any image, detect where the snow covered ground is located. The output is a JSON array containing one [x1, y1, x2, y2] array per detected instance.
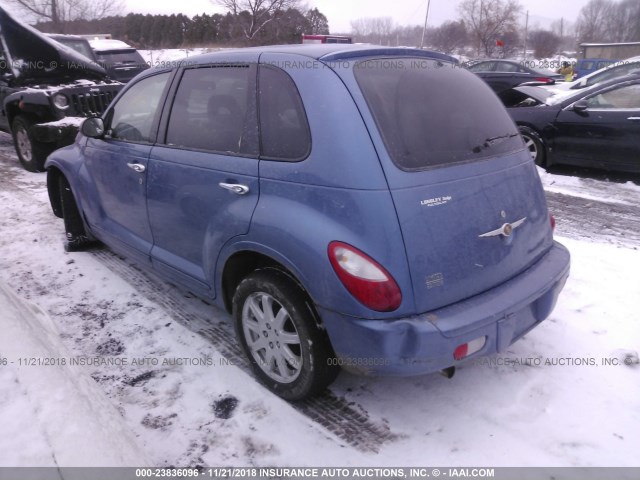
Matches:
[[0, 134, 639, 468]]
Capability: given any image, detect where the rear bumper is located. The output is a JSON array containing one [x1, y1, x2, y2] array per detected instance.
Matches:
[[320, 241, 570, 376]]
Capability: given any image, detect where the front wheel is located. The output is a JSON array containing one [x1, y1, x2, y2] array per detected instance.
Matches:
[[11, 115, 55, 173], [233, 269, 339, 400], [519, 126, 546, 167]]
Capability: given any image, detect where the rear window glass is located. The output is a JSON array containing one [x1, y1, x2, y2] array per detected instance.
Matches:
[[258, 65, 310, 161], [354, 58, 522, 170], [96, 50, 145, 64]]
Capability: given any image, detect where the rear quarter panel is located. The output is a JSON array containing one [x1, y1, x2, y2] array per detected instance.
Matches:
[[217, 53, 415, 319]]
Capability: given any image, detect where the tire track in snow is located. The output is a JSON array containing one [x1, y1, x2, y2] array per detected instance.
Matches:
[[92, 249, 399, 453], [0, 143, 399, 454]]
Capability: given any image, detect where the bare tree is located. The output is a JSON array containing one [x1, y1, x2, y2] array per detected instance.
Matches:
[[575, 0, 614, 43], [5, 0, 124, 33], [430, 20, 468, 54], [458, 0, 522, 56], [350, 17, 394, 44], [528, 29, 561, 58], [213, 0, 300, 41]]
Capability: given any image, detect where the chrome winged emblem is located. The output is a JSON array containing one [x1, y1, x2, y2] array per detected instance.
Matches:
[[479, 217, 527, 238]]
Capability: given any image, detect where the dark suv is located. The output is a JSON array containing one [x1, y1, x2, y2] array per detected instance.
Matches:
[[90, 39, 149, 83], [0, 8, 122, 172]]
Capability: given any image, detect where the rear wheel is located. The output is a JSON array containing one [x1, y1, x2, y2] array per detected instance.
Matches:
[[11, 115, 55, 173], [59, 176, 93, 252], [519, 126, 546, 167], [233, 269, 339, 400]]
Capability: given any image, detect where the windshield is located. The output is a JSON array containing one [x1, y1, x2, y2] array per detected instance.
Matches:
[[53, 38, 94, 60], [584, 60, 640, 87], [532, 66, 558, 76], [354, 57, 522, 170]]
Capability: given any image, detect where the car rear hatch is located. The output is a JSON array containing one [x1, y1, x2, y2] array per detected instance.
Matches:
[[96, 50, 148, 81], [351, 57, 554, 314]]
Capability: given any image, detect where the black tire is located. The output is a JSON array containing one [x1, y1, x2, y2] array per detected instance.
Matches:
[[11, 115, 55, 173], [59, 176, 93, 252], [519, 126, 546, 167], [232, 269, 339, 400]]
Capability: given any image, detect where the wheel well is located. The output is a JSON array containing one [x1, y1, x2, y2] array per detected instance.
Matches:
[[46, 167, 63, 218], [6, 102, 54, 129], [221, 252, 309, 315], [517, 123, 543, 137], [5, 103, 21, 129]]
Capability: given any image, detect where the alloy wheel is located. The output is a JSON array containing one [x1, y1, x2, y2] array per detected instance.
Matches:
[[241, 292, 302, 383]]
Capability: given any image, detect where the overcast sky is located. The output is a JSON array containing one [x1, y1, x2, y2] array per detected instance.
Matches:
[[116, 0, 591, 32], [2, 0, 592, 32]]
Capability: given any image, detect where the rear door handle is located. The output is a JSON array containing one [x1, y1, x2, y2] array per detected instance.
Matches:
[[627, 117, 640, 121], [219, 182, 249, 195], [127, 163, 146, 173]]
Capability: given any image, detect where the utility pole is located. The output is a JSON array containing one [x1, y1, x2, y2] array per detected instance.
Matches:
[[419, 0, 432, 49], [477, 0, 483, 57], [523, 10, 529, 59]]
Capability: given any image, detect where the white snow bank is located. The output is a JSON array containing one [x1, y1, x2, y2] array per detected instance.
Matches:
[[0, 281, 151, 467], [39, 117, 86, 129]]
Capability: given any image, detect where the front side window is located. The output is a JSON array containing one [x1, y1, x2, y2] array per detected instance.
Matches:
[[109, 72, 170, 142], [165, 65, 258, 155], [355, 58, 521, 170], [258, 65, 310, 161], [586, 84, 640, 109]]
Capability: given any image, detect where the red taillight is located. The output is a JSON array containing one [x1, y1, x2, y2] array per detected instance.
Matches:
[[328, 241, 402, 312], [550, 214, 556, 231], [454, 337, 486, 361], [535, 77, 554, 83], [453, 344, 468, 361]]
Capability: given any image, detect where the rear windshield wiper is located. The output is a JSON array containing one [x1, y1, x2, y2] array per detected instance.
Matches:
[[472, 133, 519, 153]]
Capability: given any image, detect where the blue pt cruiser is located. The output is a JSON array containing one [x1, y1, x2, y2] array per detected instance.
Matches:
[[46, 45, 570, 400]]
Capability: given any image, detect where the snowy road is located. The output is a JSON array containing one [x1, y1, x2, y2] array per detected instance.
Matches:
[[0, 132, 639, 468]]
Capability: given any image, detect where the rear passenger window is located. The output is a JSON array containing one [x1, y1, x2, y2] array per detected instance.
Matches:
[[166, 65, 258, 156], [258, 66, 310, 161]]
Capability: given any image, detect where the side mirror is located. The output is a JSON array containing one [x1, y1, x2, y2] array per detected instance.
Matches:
[[572, 101, 589, 114], [81, 117, 105, 138]]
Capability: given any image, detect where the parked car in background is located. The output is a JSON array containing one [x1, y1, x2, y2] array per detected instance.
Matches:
[[466, 59, 564, 93], [573, 58, 618, 79], [501, 75, 640, 173], [46, 44, 569, 400], [0, 7, 122, 172], [89, 39, 149, 83], [48, 34, 99, 63], [546, 56, 640, 92]]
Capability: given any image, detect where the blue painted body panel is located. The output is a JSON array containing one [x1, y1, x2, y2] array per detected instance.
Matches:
[[45, 44, 570, 377]]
